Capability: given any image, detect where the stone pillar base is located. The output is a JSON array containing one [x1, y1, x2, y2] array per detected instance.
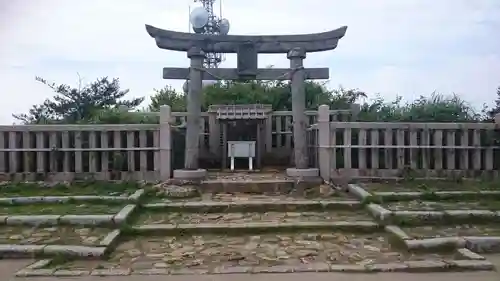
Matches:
[[286, 168, 319, 178], [173, 169, 207, 180]]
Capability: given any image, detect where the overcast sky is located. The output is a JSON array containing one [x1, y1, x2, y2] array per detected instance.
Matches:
[[0, 0, 499, 124]]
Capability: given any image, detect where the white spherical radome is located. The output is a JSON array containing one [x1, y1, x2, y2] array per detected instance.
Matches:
[[219, 18, 230, 35], [189, 7, 209, 29]]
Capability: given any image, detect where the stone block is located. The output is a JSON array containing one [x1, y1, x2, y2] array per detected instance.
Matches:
[[43, 245, 106, 258], [465, 236, 500, 253], [404, 260, 448, 272], [26, 259, 52, 269], [367, 204, 392, 220], [91, 269, 131, 276], [293, 262, 330, 272], [15, 269, 55, 277], [457, 248, 485, 260], [133, 268, 169, 275], [329, 264, 367, 272], [128, 189, 145, 200], [11, 196, 45, 204], [374, 191, 421, 200], [173, 169, 207, 180], [0, 244, 45, 257], [405, 237, 465, 250], [6, 215, 61, 226], [449, 260, 494, 271], [320, 200, 361, 210], [445, 210, 496, 218], [39, 196, 71, 203], [385, 225, 411, 240], [347, 184, 372, 200], [366, 263, 408, 272], [170, 268, 209, 275], [213, 266, 253, 274], [59, 215, 113, 225], [392, 210, 444, 222], [99, 229, 121, 247], [285, 168, 319, 178], [53, 270, 90, 276], [113, 204, 136, 224], [0, 198, 14, 204]]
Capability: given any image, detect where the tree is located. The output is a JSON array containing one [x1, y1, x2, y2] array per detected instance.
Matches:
[[149, 85, 186, 112], [485, 86, 500, 122], [13, 76, 144, 124], [148, 80, 337, 112]]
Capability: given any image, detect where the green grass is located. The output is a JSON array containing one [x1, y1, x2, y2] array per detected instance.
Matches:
[[0, 181, 142, 197], [0, 203, 125, 215], [363, 180, 500, 192]]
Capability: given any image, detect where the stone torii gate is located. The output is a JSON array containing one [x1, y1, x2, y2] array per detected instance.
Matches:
[[145, 24, 347, 180]]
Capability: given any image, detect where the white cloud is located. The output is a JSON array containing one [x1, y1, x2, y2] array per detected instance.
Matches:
[[0, 0, 499, 123]]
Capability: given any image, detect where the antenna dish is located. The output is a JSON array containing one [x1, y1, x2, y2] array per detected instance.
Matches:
[[189, 7, 209, 29], [219, 18, 230, 35], [192, 26, 205, 34]]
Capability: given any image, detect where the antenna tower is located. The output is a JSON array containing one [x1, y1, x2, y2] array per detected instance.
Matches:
[[190, 0, 229, 68]]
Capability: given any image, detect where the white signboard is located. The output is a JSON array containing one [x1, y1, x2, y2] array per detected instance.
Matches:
[[227, 141, 256, 171], [227, 141, 255, 157]]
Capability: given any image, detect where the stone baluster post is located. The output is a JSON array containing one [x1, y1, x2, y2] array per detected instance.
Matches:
[[159, 105, 172, 180], [318, 105, 331, 181], [288, 47, 308, 170], [184, 47, 204, 170]]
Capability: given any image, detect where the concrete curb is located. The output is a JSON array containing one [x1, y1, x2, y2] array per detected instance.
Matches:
[[457, 248, 486, 260], [113, 204, 137, 224], [144, 200, 362, 212], [384, 225, 411, 240], [0, 189, 146, 205], [383, 223, 499, 256], [15, 259, 495, 276], [1, 209, 134, 226], [346, 184, 372, 200], [128, 189, 146, 201], [99, 229, 122, 247], [133, 221, 380, 234], [366, 204, 392, 221], [373, 190, 500, 201], [0, 244, 107, 258]]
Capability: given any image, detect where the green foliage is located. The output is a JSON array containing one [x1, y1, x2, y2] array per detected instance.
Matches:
[[149, 85, 186, 112], [13, 76, 144, 124], [14, 73, 498, 125], [357, 93, 480, 122]]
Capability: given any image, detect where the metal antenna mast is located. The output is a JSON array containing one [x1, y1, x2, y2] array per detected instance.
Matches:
[[191, 0, 229, 68]]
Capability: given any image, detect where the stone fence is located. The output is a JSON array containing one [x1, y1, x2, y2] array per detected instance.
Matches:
[[314, 104, 500, 181], [0, 104, 499, 182]]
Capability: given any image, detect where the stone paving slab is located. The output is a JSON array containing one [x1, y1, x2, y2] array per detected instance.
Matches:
[[38, 232, 460, 275]]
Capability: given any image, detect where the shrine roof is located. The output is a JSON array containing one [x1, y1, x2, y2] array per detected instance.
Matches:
[[208, 104, 272, 120]]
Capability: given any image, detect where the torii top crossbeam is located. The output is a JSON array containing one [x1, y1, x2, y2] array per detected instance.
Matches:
[[145, 24, 348, 54]]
